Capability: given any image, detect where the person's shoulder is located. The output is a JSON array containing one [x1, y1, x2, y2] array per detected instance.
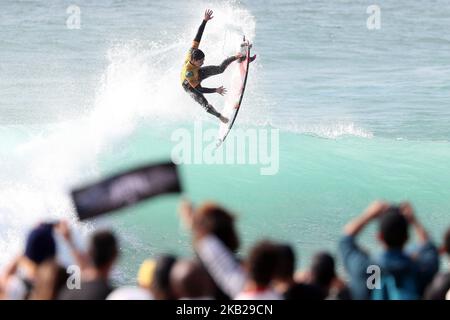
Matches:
[[407, 241, 440, 268], [85, 278, 114, 293], [284, 283, 326, 300], [57, 286, 81, 300], [424, 272, 450, 300], [408, 241, 438, 253], [57, 279, 113, 300], [338, 234, 356, 246], [431, 272, 450, 286]]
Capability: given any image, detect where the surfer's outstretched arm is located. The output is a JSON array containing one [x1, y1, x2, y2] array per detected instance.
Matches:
[[192, 9, 214, 48], [196, 85, 226, 95], [196, 86, 216, 94]]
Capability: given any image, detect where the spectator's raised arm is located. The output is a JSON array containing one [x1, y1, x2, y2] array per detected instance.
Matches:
[[338, 202, 389, 300], [178, 199, 245, 298], [55, 220, 89, 271], [400, 202, 429, 244], [195, 234, 246, 298], [343, 201, 389, 236]]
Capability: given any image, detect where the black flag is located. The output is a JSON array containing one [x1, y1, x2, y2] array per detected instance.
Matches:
[[71, 161, 181, 220]]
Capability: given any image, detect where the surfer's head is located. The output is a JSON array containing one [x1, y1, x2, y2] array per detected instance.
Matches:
[[191, 49, 205, 67]]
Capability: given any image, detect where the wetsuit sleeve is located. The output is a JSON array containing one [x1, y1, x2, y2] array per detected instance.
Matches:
[[192, 20, 207, 49], [184, 19, 207, 64], [196, 86, 216, 94]]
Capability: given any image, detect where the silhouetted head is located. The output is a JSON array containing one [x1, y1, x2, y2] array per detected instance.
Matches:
[[88, 230, 118, 271], [24, 223, 56, 265], [195, 202, 239, 252], [378, 207, 409, 249], [170, 259, 214, 299], [151, 254, 177, 300], [444, 228, 450, 256], [310, 252, 336, 288], [247, 240, 279, 287], [191, 49, 205, 67], [273, 243, 296, 281]]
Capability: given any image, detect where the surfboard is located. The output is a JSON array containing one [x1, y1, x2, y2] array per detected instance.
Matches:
[[216, 38, 252, 147]]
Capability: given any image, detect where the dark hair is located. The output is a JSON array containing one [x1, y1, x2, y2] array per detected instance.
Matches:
[[24, 223, 56, 264], [310, 252, 336, 288], [195, 203, 239, 252], [152, 254, 177, 300], [88, 230, 118, 269], [170, 260, 213, 299], [247, 240, 279, 286], [444, 228, 450, 255], [273, 244, 295, 279], [379, 207, 409, 248], [191, 49, 205, 61]]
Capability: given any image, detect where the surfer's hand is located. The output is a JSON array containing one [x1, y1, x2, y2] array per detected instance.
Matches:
[[235, 52, 244, 59], [204, 9, 214, 21], [216, 86, 227, 95]]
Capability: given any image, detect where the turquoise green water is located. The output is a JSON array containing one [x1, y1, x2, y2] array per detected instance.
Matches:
[[99, 123, 450, 283]]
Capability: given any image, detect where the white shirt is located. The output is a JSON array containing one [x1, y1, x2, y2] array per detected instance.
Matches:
[[106, 286, 153, 300], [235, 289, 282, 300]]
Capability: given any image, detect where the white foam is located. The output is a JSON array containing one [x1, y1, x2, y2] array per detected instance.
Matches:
[[265, 120, 374, 139]]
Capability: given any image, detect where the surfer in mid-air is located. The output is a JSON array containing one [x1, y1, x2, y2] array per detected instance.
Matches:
[[181, 9, 255, 123]]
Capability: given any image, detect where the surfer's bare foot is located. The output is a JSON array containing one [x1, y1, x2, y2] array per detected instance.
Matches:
[[236, 52, 246, 63], [219, 115, 229, 124], [236, 53, 256, 63]]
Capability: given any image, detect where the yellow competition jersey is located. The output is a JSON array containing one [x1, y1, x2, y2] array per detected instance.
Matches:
[[180, 41, 200, 88]]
